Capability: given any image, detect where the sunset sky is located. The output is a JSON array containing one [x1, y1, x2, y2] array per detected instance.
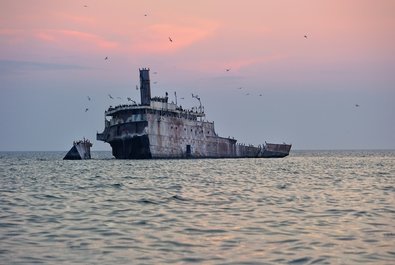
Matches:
[[1, 0, 394, 151]]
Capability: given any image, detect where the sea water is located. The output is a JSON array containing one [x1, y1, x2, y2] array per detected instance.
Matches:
[[0, 151, 394, 264]]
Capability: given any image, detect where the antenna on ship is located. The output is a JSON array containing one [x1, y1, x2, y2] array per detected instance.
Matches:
[[174, 91, 177, 106], [192, 93, 202, 112]]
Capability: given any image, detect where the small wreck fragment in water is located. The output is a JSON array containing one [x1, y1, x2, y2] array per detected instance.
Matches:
[[63, 138, 92, 160]]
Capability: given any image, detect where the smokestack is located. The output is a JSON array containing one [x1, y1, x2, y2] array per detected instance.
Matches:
[[139, 68, 151, 105]]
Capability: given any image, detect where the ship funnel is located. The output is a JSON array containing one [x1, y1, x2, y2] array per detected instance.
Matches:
[[139, 68, 151, 105]]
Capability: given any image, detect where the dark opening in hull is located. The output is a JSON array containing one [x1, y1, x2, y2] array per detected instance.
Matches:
[[110, 135, 152, 159]]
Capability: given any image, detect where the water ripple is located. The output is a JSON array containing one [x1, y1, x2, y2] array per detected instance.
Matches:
[[0, 150, 394, 264]]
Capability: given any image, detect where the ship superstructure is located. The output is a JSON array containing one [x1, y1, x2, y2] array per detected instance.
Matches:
[[97, 68, 291, 159]]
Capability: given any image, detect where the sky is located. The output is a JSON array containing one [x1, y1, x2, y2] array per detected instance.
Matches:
[[1, 0, 394, 151]]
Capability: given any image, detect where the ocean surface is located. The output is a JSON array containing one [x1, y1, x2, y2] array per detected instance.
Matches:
[[0, 150, 394, 265]]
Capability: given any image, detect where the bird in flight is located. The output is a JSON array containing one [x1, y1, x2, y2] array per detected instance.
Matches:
[[355, 104, 360, 107], [304, 35, 308, 39], [169, 37, 173, 42], [108, 94, 113, 99], [226, 68, 231, 72], [85, 108, 89, 112], [84, 5, 88, 8], [104, 56, 108, 60], [127, 97, 136, 104], [237, 87, 242, 90], [136, 85, 139, 90], [87, 96, 91, 101]]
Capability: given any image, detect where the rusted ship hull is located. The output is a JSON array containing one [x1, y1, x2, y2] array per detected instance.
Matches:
[[100, 134, 290, 159], [97, 68, 291, 159], [261, 143, 292, 158]]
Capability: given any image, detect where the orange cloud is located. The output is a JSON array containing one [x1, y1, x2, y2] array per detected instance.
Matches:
[[130, 20, 219, 54]]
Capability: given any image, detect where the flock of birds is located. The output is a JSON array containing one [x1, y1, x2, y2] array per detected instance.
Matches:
[[80, 5, 360, 113]]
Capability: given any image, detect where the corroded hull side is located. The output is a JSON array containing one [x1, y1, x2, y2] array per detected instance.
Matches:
[[98, 114, 291, 159], [261, 150, 290, 158]]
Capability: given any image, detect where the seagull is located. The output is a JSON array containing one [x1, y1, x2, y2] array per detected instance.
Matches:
[[153, 72, 157, 74], [127, 97, 132, 101], [169, 37, 173, 42], [304, 35, 308, 39], [259, 94, 262, 96], [84, 5, 88, 8], [237, 87, 242, 90], [85, 108, 89, 112], [355, 104, 360, 107], [87, 96, 91, 101], [104, 56, 108, 60], [144, 14, 147, 17], [153, 81, 158, 84], [226, 68, 231, 72], [108, 94, 113, 99]]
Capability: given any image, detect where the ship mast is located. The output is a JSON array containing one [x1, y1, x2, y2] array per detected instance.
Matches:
[[192, 93, 204, 121]]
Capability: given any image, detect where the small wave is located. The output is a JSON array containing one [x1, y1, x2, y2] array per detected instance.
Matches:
[[167, 184, 183, 190], [123, 175, 141, 179], [110, 183, 123, 189], [132, 220, 148, 225], [288, 257, 311, 264], [334, 236, 356, 241], [33, 194, 63, 200], [170, 194, 190, 202], [352, 210, 370, 217], [181, 257, 206, 263], [277, 183, 288, 189], [310, 258, 329, 264], [137, 198, 159, 204], [183, 227, 227, 234]]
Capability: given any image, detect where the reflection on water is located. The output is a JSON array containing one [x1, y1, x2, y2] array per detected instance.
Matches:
[[0, 150, 394, 264]]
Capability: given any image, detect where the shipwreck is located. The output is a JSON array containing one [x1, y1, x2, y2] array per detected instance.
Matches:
[[63, 138, 92, 160], [97, 68, 291, 159]]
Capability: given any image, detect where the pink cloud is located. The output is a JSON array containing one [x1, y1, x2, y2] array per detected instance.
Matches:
[[1, 28, 118, 52], [0, 29, 26, 44], [30, 29, 118, 51]]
